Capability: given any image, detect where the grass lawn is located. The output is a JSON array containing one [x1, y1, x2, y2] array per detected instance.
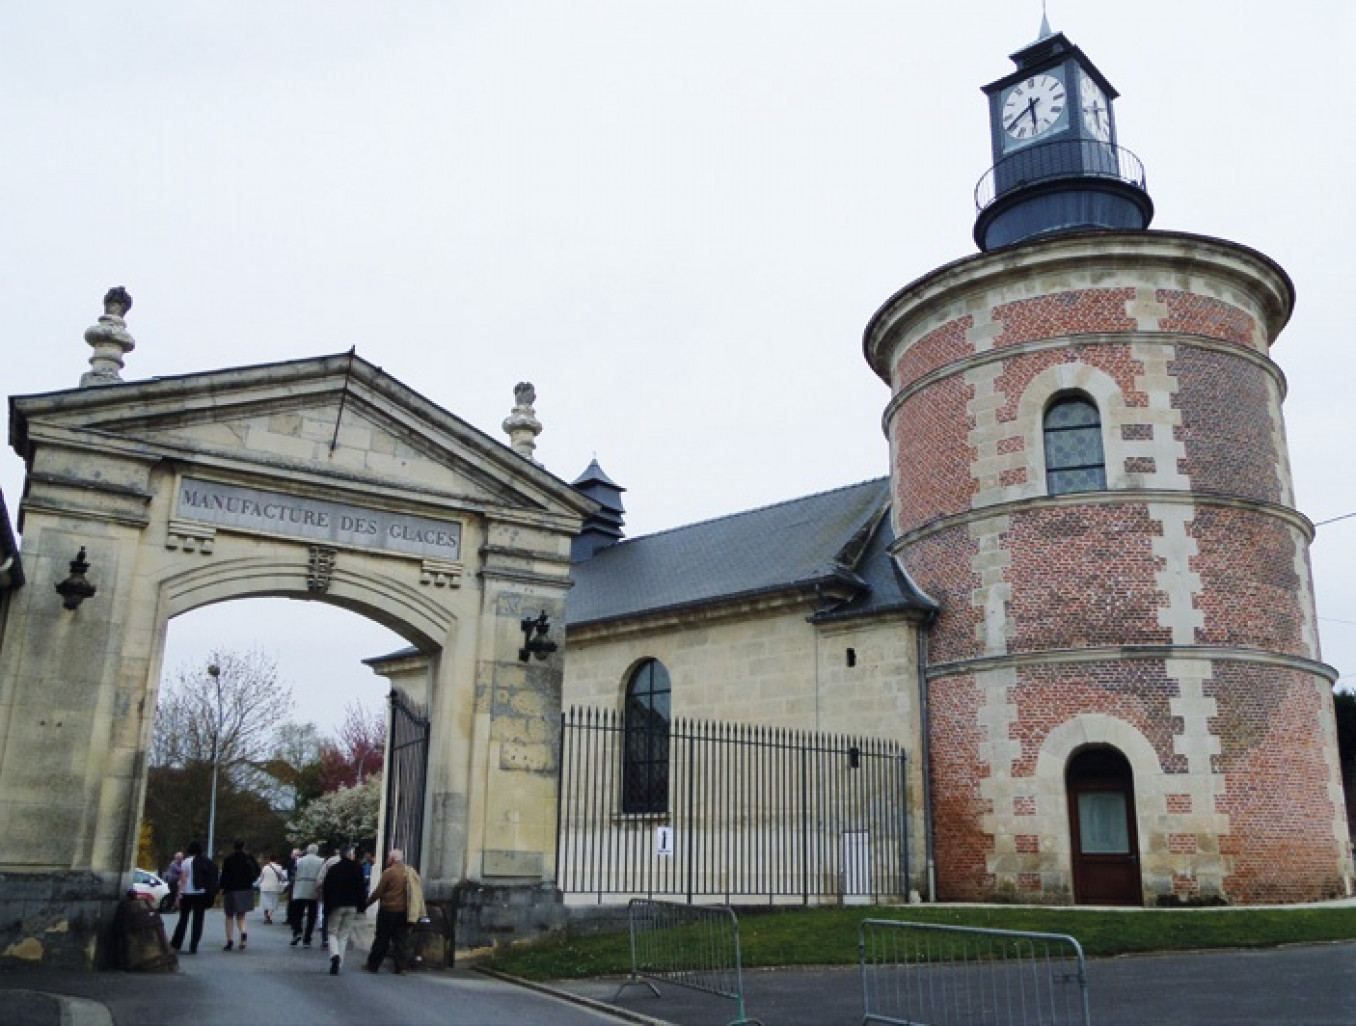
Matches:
[[485, 902, 1356, 981]]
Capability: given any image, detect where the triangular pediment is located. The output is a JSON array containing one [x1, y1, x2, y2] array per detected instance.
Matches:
[[9, 353, 594, 522]]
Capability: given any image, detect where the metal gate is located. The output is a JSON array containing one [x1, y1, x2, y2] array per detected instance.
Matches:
[[383, 688, 430, 870], [557, 708, 909, 903]]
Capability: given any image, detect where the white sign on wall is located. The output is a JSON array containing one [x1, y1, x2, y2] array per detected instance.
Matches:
[[177, 477, 462, 560], [656, 826, 674, 857]]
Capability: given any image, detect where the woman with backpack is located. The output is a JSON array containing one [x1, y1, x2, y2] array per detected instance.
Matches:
[[168, 840, 218, 955]]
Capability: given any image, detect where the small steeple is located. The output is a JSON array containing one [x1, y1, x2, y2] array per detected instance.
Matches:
[[501, 381, 543, 462], [570, 458, 626, 561], [81, 287, 136, 387], [1037, 2, 1053, 42]]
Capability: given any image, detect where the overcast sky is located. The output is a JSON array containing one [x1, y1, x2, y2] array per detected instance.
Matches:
[[4, 2, 1353, 733]]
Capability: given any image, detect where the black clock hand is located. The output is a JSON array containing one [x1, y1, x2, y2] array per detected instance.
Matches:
[[1006, 98, 1038, 133]]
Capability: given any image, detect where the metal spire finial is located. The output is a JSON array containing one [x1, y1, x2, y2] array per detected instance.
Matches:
[[1038, 1, 1053, 40]]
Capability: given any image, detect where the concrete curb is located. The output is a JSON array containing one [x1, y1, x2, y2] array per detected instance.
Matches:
[[1, 989, 113, 1026], [476, 967, 673, 1026]]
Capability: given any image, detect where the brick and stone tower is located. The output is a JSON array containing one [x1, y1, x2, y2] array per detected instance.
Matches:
[[864, 24, 1353, 905]]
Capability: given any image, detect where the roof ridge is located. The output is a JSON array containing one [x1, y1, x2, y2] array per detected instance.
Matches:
[[614, 477, 889, 546]]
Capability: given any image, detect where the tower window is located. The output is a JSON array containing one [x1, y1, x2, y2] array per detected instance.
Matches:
[[622, 659, 671, 815], [1044, 396, 1107, 495], [846, 648, 857, 668]]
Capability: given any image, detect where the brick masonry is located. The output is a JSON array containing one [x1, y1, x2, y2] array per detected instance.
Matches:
[[868, 232, 1353, 905]]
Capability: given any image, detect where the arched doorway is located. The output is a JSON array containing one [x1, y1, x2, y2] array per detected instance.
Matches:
[[1066, 746, 1143, 905]]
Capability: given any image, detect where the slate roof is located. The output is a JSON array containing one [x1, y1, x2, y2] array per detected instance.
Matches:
[[0, 490, 22, 589], [566, 478, 935, 627]]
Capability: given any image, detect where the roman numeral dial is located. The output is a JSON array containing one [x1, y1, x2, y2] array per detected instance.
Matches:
[[1001, 73, 1067, 143], [1080, 70, 1112, 142]]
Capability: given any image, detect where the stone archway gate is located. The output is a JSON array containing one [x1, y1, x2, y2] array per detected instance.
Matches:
[[0, 343, 594, 968]]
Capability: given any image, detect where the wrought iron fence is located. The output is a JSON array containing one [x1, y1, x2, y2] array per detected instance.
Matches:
[[557, 708, 909, 903], [859, 920, 1090, 1026], [614, 898, 763, 1026], [383, 688, 430, 871]]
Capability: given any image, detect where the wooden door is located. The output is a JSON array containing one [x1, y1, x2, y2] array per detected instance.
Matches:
[[1067, 747, 1143, 905]]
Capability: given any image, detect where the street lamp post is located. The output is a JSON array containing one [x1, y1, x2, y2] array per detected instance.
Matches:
[[205, 662, 221, 858]]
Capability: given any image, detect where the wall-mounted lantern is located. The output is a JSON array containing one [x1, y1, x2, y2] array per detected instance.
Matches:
[[518, 610, 558, 662], [55, 547, 97, 610]]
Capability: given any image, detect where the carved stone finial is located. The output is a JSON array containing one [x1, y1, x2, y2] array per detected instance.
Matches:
[[502, 381, 543, 463], [102, 287, 133, 317], [81, 286, 137, 387]]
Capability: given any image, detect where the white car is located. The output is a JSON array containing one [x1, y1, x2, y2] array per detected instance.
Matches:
[[131, 868, 173, 911]]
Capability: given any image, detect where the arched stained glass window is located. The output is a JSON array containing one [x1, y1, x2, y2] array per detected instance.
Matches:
[[622, 659, 671, 815], [1044, 396, 1107, 494]]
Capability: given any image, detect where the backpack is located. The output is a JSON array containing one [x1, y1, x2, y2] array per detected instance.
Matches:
[[195, 854, 220, 897]]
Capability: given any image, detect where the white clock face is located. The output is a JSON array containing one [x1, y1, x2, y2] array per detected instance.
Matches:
[[1001, 73, 1067, 143], [1079, 70, 1111, 142]]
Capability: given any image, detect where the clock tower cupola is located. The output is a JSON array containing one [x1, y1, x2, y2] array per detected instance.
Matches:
[[974, 18, 1153, 250]]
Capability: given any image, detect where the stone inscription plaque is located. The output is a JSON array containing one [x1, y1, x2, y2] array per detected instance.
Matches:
[[177, 478, 461, 560]]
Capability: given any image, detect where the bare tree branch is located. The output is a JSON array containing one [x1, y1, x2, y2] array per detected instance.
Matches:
[[149, 648, 295, 770]]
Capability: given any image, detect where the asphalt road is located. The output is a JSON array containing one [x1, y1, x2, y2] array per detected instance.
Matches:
[[3, 908, 1354, 1025], [556, 940, 1356, 1025], [0, 909, 637, 1026]]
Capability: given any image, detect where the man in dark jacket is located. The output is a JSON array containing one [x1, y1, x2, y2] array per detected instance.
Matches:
[[321, 846, 367, 975]]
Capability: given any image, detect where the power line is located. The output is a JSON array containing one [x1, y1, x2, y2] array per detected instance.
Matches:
[[1314, 511, 1356, 528]]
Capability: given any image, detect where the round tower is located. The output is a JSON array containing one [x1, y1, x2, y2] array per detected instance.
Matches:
[[865, 26, 1353, 906]]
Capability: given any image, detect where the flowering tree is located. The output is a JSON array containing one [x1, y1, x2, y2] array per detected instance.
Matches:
[[286, 774, 382, 852]]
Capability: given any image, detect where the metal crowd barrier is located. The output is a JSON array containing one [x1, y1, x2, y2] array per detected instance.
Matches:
[[859, 919, 1090, 1026], [613, 898, 763, 1026]]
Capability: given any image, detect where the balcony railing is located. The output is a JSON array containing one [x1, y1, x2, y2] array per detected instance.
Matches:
[[975, 139, 1148, 211]]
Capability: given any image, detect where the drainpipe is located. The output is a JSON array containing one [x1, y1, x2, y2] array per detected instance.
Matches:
[[917, 621, 937, 902]]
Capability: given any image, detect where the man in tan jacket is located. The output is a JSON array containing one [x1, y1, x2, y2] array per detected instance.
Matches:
[[362, 848, 423, 973]]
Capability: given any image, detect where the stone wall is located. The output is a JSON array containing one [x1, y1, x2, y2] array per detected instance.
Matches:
[[564, 601, 928, 894]]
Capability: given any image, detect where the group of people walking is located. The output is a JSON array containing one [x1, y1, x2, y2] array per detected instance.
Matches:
[[162, 840, 421, 975]]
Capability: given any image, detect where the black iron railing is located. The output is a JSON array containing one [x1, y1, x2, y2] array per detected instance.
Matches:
[[975, 138, 1147, 211], [557, 707, 909, 904]]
